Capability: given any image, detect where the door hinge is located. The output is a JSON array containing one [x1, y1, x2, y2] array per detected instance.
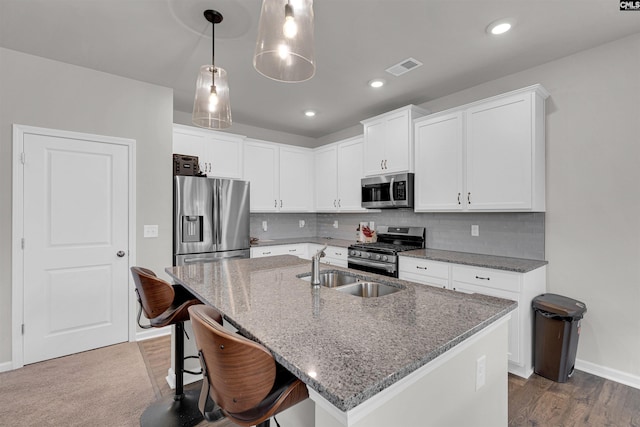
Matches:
[[20, 152, 25, 164], [21, 238, 25, 250], [21, 324, 25, 335]]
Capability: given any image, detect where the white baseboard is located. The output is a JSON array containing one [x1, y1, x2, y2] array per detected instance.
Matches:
[[0, 361, 14, 373], [134, 326, 171, 342], [576, 358, 640, 390]]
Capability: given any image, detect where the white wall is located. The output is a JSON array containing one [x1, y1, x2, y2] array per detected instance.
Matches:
[[0, 48, 174, 363], [416, 33, 640, 379]]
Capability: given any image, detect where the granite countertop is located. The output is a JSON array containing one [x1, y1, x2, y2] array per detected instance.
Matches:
[[250, 237, 547, 272], [401, 248, 548, 273], [166, 255, 516, 412]]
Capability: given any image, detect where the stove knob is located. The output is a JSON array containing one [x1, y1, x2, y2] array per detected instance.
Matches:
[[374, 254, 381, 260], [365, 253, 371, 259], [350, 250, 356, 256], [355, 251, 361, 257], [382, 255, 388, 262]]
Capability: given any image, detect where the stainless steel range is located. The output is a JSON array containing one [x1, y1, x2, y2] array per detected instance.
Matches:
[[348, 226, 425, 277]]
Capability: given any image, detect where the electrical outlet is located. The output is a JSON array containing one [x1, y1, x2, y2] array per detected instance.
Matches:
[[299, 220, 305, 228], [143, 225, 158, 238], [476, 355, 486, 390], [471, 224, 479, 237], [333, 220, 339, 228], [262, 221, 268, 232]]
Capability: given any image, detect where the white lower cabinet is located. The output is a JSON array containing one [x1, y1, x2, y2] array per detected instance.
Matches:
[[399, 256, 546, 378]]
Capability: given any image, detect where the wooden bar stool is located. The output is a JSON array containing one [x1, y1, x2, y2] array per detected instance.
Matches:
[[131, 267, 219, 427], [189, 305, 309, 427]]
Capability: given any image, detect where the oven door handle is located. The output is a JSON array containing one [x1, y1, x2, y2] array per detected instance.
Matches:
[[348, 257, 396, 273]]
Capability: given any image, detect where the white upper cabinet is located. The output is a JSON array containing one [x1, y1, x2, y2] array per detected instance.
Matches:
[[415, 111, 464, 211], [414, 85, 549, 212], [314, 135, 366, 212], [243, 139, 314, 212], [466, 90, 545, 210], [362, 105, 428, 176], [244, 139, 280, 212], [172, 124, 244, 179], [314, 145, 339, 211], [279, 145, 314, 212]]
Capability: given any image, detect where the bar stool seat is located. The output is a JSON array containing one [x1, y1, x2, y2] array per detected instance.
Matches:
[[189, 305, 309, 427], [131, 267, 218, 427]]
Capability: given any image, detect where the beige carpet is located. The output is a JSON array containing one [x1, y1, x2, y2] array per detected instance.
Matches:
[[0, 342, 154, 426]]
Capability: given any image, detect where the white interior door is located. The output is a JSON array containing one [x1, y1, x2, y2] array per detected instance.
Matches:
[[22, 131, 130, 364]]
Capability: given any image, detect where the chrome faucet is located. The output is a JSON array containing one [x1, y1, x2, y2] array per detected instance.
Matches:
[[311, 245, 327, 286]]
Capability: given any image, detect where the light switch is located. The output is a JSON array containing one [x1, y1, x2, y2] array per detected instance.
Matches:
[[471, 225, 479, 237], [144, 225, 159, 238], [262, 221, 268, 232]]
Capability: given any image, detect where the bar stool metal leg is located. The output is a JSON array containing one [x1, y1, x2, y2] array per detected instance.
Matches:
[[140, 322, 203, 427]]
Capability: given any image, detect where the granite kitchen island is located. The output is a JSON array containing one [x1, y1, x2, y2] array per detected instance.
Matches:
[[166, 255, 516, 427]]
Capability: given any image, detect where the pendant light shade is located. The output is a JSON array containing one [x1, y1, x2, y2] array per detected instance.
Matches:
[[192, 10, 232, 129], [254, 0, 315, 83]]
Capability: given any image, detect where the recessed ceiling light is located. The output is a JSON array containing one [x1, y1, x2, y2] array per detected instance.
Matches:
[[304, 110, 316, 117], [487, 20, 512, 35], [369, 79, 385, 88]]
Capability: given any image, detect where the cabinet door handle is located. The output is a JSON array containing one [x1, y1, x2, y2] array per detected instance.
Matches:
[[263, 251, 271, 255], [380, 160, 384, 170], [274, 199, 277, 208], [338, 199, 341, 207], [467, 192, 471, 204], [280, 200, 283, 208], [475, 275, 490, 281], [289, 249, 296, 252], [384, 159, 387, 169], [416, 266, 428, 270], [334, 200, 337, 207], [457, 193, 461, 205], [335, 252, 342, 256]]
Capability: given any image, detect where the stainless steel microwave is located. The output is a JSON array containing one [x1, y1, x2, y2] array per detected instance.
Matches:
[[361, 173, 414, 209]]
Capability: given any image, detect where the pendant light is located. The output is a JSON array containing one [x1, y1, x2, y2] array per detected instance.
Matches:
[[192, 10, 232, 129], [254, 0, 315, 83]]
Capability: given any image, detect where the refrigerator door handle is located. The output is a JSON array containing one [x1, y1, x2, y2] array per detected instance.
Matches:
[[216, 180, 222, 246]]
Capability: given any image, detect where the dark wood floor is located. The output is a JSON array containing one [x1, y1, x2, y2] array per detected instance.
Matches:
[[139, 335, 640, 426]]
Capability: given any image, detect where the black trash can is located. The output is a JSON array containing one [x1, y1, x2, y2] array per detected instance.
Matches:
[[532, 293, 587, 382]]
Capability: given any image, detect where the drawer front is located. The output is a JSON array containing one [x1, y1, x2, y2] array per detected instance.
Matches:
[[325, 246, 347, 261], [399, 257, 450, 279], [452, 265, 521, 292], [251, 244, 306, 258]]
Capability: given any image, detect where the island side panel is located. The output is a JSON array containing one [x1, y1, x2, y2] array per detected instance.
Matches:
[[315, 319, 509, 427]]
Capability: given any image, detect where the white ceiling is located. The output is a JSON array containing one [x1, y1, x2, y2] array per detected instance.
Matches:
[[1, 0, 639, 138]]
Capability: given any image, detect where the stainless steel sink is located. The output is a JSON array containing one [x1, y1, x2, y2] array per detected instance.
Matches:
[[335, 281, 402, 298], [298, 271, 359, 288], [298, 271, 403, 297]]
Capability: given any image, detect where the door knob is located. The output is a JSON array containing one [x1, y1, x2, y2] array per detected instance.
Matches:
[[117, 250, 126, 257]]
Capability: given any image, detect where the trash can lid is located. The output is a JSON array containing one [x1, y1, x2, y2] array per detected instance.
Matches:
[[532, 293, 587, 318]]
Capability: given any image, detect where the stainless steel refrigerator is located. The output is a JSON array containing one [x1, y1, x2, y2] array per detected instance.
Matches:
[[173, 176, 250, 266]]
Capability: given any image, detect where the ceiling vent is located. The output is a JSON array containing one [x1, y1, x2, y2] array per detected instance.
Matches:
[[385, 57, 423, 77]]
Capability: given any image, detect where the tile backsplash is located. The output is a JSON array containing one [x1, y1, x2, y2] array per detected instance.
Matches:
[[250, 211, 545, 260]]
